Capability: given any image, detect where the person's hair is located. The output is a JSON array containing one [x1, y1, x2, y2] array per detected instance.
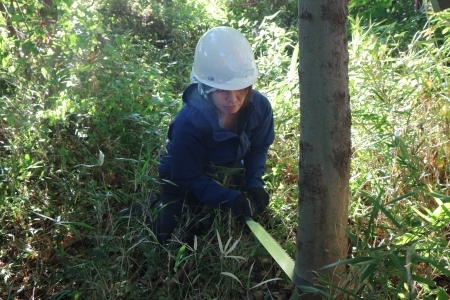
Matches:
[[242, 85, 253, 110]]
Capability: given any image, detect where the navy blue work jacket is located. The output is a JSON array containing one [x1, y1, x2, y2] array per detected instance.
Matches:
[[158, 84, 275, 208]]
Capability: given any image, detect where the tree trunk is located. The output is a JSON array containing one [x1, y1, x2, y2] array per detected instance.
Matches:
[[431, 0, 450, 11], [295, 0, 351, 297]]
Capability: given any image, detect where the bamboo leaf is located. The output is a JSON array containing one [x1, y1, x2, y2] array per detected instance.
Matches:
[[426, 187, 450, 203], [411, 254, 450, 276], [193, 235, 197, 251], [174, 245, 186, 272], [224, 255, 245, 260], [251, 278, 284, 289], [322, 257, 377, 269], [411, 274, 436, 288], [388, 253, 407, 278], [411, 206, 432, 223], [224, 238, 240, 255], [217, 230, 224, 254], [127, 238, 148, 253], [221, 272, 242, 286], [97, 150, 104, 166], [367, 196, 402, 229], [58, 221, 94, 229], [360, 263, 377, 282], [224, 237, 232, 253], [288, 43, 299, 80], [435, 287, 449, 300], [385, 191, 415, 205]]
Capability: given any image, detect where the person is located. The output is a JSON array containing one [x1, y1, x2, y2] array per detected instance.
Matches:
[[149, 26, 275, 243]]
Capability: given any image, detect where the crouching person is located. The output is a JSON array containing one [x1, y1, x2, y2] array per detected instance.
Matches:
[[141, 26, 274, 243]]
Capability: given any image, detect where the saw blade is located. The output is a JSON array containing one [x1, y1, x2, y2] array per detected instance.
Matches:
[[245, 217, 295, 281]]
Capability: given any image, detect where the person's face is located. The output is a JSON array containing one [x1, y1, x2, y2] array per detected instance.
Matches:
[[211, 88, 248, 116]]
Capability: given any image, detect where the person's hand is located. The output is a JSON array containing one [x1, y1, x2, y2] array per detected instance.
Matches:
[[247, 187, 270, 214], [232, 194, 257, 218]]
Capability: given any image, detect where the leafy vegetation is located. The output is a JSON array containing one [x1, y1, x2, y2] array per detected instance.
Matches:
[[1, 0, 449, 299]]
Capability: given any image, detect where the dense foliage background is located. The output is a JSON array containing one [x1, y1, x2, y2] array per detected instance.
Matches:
[[1, 0, 449, 299]]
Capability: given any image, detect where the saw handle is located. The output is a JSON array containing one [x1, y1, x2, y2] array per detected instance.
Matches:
[[232, 194, 257, 218], [247, 187, 270, 214]]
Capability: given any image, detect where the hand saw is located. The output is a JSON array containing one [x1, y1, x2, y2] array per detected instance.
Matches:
[[245, 216, 295, 280], [245, 217, 328, 295]]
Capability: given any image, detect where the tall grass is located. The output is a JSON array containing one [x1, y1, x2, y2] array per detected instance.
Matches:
[[344, 11, 450, 299], [1, 0, 450, 299]]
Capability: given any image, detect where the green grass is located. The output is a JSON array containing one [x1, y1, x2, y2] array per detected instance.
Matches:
[[1, 0, 450, 299]]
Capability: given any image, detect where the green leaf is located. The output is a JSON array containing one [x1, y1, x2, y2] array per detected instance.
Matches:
[[411, 206, 433, 223], [115, 35, 124, 47], [251, 278, 283, 289], [24, 153, 31, 162], [322, 256, 377, 269], [58, 221, 94, 229], [411, 274, 436, 288], [385, 191, 415, 206], [411, 254, 450, 276], [288, 42, 299, 80], [431, 203, 450, 223], [360, 263, 377, 282], [41, 67, 49, 79], [69, 34, 77, 46], [221, 272, 243, 286], [9, 15, 25, 22], [217, 230, 224, 254], [173, 244, 186, 272], [435, 287, 449, 300], [74, 291, 84, 300], [367, 196, 402, 229], [6, 115, 15, 125], [97, 150, 104, 166], [388, 253, 407, 278], [224, 238, 240, 255], [104, 44, 120, 59], [22, 41, 39, 55], [428, 191, 450, 203]]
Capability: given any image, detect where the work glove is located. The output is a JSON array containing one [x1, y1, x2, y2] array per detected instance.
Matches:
[[247, 187, 270, 214], [232, 194, 257, 218]]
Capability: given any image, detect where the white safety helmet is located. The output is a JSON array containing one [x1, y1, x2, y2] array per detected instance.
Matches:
[[190, 26, 258, 91]]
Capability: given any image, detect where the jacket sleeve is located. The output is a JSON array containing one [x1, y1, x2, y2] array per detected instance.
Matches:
[[244, 95, 275, 189], [169, 116, 240, 208]]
